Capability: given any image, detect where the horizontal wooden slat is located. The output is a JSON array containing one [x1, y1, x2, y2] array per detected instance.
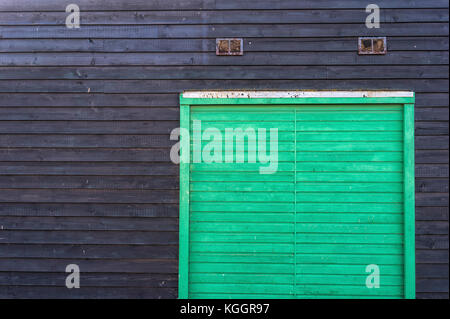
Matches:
[[190, 163, 294, 172], [190, 273, 293, 284], [191, 171, 294, 182], [0, 203, 179, 217], [295, 264, 403, 276], [417, 221, 449, 234], [416, 292, 449, 299], [0, 216, 178, 231], [190, 253, 294, 264], [191, 181, 294, 192], [0, 231, 178, 245], [0, 23, 448, 39], [296, 131, 404, 141], [1, 66, 449, 81], [295, 111, 403, 121], [1, 9, 448, 25], [190, 202, 404, 213], [0, 286, 177, 299], [416, 207, 449, 221], [0, 272, 178, 288], [1, 38, 448, 53], [192, 111, 294, 121], [416, 235, 449, 249], [0, 135, 173, 148], [296, 142, 403, 151], [416, 164, 449, 178], [416, 108, 449, 121], [1, 53, 448, 67], [189, 282, 293, 295], [190, 242, 402, 254], [0, 175, 179, 189], [0, 244, 178, 259], [179, 201, 297, 214], [191, 191, 293, 202], [287, 285, 403, 296], [0, 121, 177, 134], [296, 234, 404, 244], [296, 162, 403, 172], [283, 151, 399, 162], [190, 232, 403, 244], [0, 148, 172, 162], [416, 136, 449, 150], [190, 221, 402, 233], [0, 258, 177, 274], [295, 192, 402, 203], [0, 93, 180, 107], [415, 122, 449, 136], [0, 189, 178, 203], [190, 262, 293, 274], [416, 263, 449, 277], [1, 0, 448, 11], [188, 282, 403, 296], [416, 278, 449, 293], [296, 172, 403, 182], [298, 121, 405, 131], [297, 203, 403, 214], [191, 182, 403, 193], [296, 223, 403, 233], [415, 93, 449, 107], [191, 221, 294, 232], [416, 249, 449, 263], [194, 105, 403, 112], [0, 108, 179, 120], [416, 179, 449, 193], [416, 150, 449, 164], [190, 273, 403, 286], [296, 213, 403, 224], [190, 242, 294, 254], [296, 182, 403, 193], [189, 262, 403, 275], [192, 120, 404, 132], [0, 162, 178, 175]]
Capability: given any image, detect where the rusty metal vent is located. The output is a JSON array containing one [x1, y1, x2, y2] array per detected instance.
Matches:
[[358, 37, 387, 55], [216, 38, 243, 56]]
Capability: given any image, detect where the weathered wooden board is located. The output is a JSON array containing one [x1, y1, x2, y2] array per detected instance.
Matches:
[[0, 0, 448, 11], [1, 66, 448, 80], [1, 9, 448, 25], [1, 52, 448, 66], [2, 37, 447, 52], [0, 0, 447, 299]]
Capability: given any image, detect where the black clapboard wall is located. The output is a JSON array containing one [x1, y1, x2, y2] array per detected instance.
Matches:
[[0, 0, 448, 299]]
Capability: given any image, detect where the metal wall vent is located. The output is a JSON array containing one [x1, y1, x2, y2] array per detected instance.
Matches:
[[216, 38, 243, 56], [358, 37, 387, 55]]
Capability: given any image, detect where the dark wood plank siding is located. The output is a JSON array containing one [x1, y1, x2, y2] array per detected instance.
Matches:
[[0, 0, 448, 299]]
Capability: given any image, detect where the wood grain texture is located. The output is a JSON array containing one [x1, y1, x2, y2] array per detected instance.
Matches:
[[2, 37, 448, 53], [1, 52, 448, 66], [1, 9, 448, 25], [0, 0, 448, 11], [0, 0, 447, 299]]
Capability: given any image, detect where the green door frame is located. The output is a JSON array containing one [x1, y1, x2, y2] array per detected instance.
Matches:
[[178, 91, 415, 299]]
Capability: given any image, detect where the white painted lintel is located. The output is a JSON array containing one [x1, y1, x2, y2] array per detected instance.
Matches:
[[182, 91, 414, 99]]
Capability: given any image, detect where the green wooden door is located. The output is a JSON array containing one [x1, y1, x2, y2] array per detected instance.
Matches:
[[179, 92, 415, 299]]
